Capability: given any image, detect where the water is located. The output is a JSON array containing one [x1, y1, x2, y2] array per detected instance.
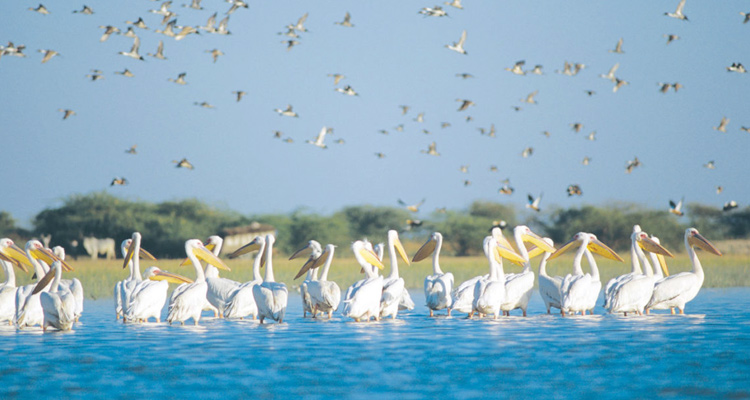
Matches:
[[2, 289, 749, 399]]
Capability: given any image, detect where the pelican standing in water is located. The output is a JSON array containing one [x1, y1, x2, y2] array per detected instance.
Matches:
[[607, 231, 673, 316], [413, 232, 454, 317], [52, 246, 84, 322], [502, 226, 556, 316], [202, 236, 241, 318], [646, 228, 722, 314], [17, 240, 71, 328], [115, 238, 134, 320], [0, 239, 31, 324], [535, 238, 562, 314], [118, 233, 157, 321], [252, 235, 288, 324], [379, 230, 411, 319], [289, 240, 323, 318], [603, 226, 646, 309], [167, 239, 230, 325], [124, 233, 191, 323], [224, 236, 266, 320], [472, 237, 508, 319], [34, 261, 76, 331], [549, 233, 623, 316], [293, 243, 341, 319], [341, 240, 386, 322]]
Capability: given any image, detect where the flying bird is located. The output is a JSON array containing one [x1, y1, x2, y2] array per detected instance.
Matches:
[[665, 0, 688, 21], [231, 90, 246, 102], [541, 130, 551, 138], [444, 0, 463, 9], [586, 131, 596, 141], [741, 12, 750, 24], [456, 73, 473, 79], [609, 38, 624, 53], [521, 147, 534, 158], [456, 99, 474, 111], [125, 145, 137, 154], [147, 40, 166, 60], [282, 40, 301, 51], [600, 63, 619, 82], [58, 109, 76, 120], [669, 198, 685, 216], [664, 34, 680, 44], [306, 127, 331, 149], [499, 185, 514, 195], [723, 200, 738, 212], [582, 156, 591, 165], [726, 63, 746, 73], [529, 65, 544, 75], [38, 49, 59, 63], [414, 112, 425, 123], [567, 185, 583, 197], [459, 165, 469, 173], [421, 142, 440, 156], [584, 90, 596, 96], [125, 17, 148, 29], [613, 78, 629, 92], [274, 104, 298, 117], [184, 0, 203, 10], [85, 69, 104, 81], [335, 85, 358, 96], [446, 30, 467, 55], [625, 156, 641, 173], [206, 48, 224, 63], [226, 0, 248, 15], [73, 5, 94, 15], [521, 91, 538, 104], [374, 152, 385, 159], [419, 6, 448, 17], [173, 158, 194, 169], [714, 117, 729, 132], [740, 126, 750, 133], [287, 13, 309, 32], [703, 160, 715, 169], [193, 101, 215, 109], [168, 72, 187, 85], [405, 219, 423, 230], [505, 60, 525, 75], [570, 122, 583, 133], [335, 12, 353, 27], [716, 186, 724, 194], [526, 193, 542, 212], [111, 177, 128, 186], [119, 37, 144, 60], [328, 73, 345, 85], [398, 199, 426, 213], [399, 105, 409, 115], [29, 4, 50, 14], [115, 68, 134, 78]]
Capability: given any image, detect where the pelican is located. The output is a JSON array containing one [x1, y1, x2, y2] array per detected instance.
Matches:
[[502, 226, 556, 316], [646, 228, 722, 314], [115, 238, 136, 320], [0, 239, 31, 325], [379, 230, 411, 319], [603, 225, 650, 309], [167, 239, 230, 325], [224, 236, 266, 320], [52, 246, 84, 322], [549, 233, 623, 316], [289, 240, 323, 318], [534, 238, 562, 313], [117, 233, 157, 321], [473, 236, 524, 319], [341, 241, 386, 322], [607, 231, 673, 316], [251, 235, 288, 324], [293, 244, 341, 319], [199, 236, 240, 318], [34, 261, 76, 331], [413, 232, 454, 316], [16, 240, 71, 328]]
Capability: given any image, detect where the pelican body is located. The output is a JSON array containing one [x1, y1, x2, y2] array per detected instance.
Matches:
[[224, 236, 266, 320], [341, 241, 386, 322], [35, 261, 76, 331], [415, 232, 454, 317], [380, 230, 411, 319], [290, 240, 323, 318], [252, 235, 288, 324], [0, 239, 31, 324]]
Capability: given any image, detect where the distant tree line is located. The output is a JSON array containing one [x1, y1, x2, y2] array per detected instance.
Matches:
[[1, 193, 747, 258]]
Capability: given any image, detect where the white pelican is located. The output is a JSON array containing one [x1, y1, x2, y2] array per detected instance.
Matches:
[[114, 238, 132, 320], [607, 231, 673, 316], [646, 228, 722, 314], [118, 233, 157, 321], [34, 261, 76, 331], [501, 226, 556, 316], [17, 240, 72, 328], [124, 234, 191, 323], [472, 237, 507, 319], [535, 238, 562, 314], [0, 239, 31, 325], [224, 236, 266, 320], [52, 246, 84, 322], [379, 230, 411, 320], [252, 235, 288, 324], [167, 239, 230, 325], [293, 244, 341, 319], [413, 232, 454, 317], [289, 240, 323, 318], [549, 233, 623, 316], [341, 240, 386, 322], [200, 235, 240, 318]]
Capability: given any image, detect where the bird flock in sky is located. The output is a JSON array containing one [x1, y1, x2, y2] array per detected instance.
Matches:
[[1, 0, 746, 217]]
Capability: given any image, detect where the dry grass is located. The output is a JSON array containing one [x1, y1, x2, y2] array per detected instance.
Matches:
[[14, 251, 750, 300]]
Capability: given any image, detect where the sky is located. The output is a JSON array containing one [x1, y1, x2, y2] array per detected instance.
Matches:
[[1, 1, 748, 229]]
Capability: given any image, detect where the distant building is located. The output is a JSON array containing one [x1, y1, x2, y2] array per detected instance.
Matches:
[[221, 222, 276, 256]]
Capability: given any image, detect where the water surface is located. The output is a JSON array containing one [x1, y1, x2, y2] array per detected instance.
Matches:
[[2, 289, 749, 399]]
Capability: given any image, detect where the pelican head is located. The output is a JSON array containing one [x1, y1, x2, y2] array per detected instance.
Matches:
[[228, 235, 266, 259], [548, 232, 623, 262], [123, 232, 157, 269], [412, 232, 441, 262], [26, 239, 73, 271], [144, 266, 194, 284], [632, 231, 674, 258], [352, 240, 385, 270], [686, 228, 722, 256], [388, 230, 410, 266], [0, 238, 31, 272], [186, 239, 230, 271]]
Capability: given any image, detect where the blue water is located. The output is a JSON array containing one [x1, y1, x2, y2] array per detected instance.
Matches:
[[2, 289, 749, 399]]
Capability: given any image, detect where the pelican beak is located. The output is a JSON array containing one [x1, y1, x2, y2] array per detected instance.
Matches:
[[412, 236, 436, 262], [492, 230, 518, 254], [495, 244, 527, 265], [123, 240, 136, 269], [293, 256, 316, 280], [359, 247, 385, 270], [31, 264, 58, 295], [228, 238, 262, 259], [205, 243, 216, 253], [657, 254, 670, 276], [289, 243, 313, 260], [1, 243, 32, 272], [194, 245, 230, 271], [688, 232, 722, 256], [637, 235, 674, 258], [394, 237, 410, 266], [525, 245, 546, 259], [547, 237, 579, 261], [522, 231, 556, 255], [149, 271, 193, 284], [32, 247, 73, 272], [587, 238, 624, 262], [140, 247, 157, 261]]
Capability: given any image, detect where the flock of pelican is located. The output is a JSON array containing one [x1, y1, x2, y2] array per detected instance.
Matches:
[[0, 222, 723, 331]]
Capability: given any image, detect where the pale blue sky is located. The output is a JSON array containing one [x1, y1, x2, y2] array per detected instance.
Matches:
[[1, 1, 747, 228]]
